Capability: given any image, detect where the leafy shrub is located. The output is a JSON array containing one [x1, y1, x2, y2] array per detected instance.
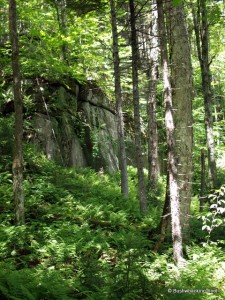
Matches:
[[198, 185, 225, 243]]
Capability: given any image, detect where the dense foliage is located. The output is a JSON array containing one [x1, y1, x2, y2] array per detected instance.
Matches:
[[1, 0, 225, 298], [0, 148, 224, 299]]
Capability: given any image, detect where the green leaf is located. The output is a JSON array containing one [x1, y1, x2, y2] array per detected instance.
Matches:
[[173, 0, 182, 6]]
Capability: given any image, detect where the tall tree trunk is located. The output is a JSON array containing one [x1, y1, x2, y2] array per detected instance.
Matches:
[[200, 0, 217, 187], [192, 0, 217, 187], [168, 0, 193, 241], [147, 0, 159, 190], [156, 0, 184, 266], [110, 0, 129, 197], [129, 0, 147, 214], [9, 0, 25, 225]]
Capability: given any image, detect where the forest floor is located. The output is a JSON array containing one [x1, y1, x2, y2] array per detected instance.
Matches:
[[0, 150, 225, 299]]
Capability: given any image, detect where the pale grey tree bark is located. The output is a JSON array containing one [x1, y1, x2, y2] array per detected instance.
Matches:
[[110, 0, 129, 197], [168, 0, 193, 241], [156, 0, 184, 266], [9, 0, 25, 225]]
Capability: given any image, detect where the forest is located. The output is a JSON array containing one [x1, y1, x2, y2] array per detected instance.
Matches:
[[0, 0, 225, 299]]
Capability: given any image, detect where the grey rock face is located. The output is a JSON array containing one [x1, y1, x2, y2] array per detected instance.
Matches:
[[28, 80, 118, 172]]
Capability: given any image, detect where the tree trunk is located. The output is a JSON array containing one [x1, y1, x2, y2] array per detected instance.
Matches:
[[110, 0, 129, 197], [156, 0, 184, 266], [9, 0, 25, 225], [200, 0, 217, 187], [200, 148, 206, 212], [154, 172, 170, 252], [60, 0, 68, 62], [168, 0, 193, 241], [192, 0, 217, 187], [54, 0, 68, 62], [147, 0, 159, 190], [129, 0, 147, 214]]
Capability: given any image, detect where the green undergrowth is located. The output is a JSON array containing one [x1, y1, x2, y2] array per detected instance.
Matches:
[[0, 150, 224, 299]]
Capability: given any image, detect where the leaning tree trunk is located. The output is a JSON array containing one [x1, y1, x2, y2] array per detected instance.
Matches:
[[129, 0, 147, 214], [192, 0, 217, 187], [9, 0, 25, 225], [168, 0, 193, 242], [110, 0, 129, 197], [156, 0, 184, 266], [147, 0, 159, 190]]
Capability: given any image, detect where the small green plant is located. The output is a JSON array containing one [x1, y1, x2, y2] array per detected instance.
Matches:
[[198, 185, 225, 244]]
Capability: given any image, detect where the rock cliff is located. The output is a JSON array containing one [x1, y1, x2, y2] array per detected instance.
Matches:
[[1, 78, 119, 172]]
